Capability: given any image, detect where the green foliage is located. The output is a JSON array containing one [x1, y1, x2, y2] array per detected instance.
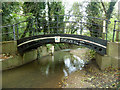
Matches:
[[64, 2, 83, 34], [86, 2, 102, 17], [89, 50, 95, 59], [70, 2, 83, 15], [2, 2, 21, 41], [2, 2, 21, 25], [85, 1, 117, 40], [0, 9, 3, 13], [2, 2, 65, 40], [53, 43, 77, 51], [85, 49, 95, 60], [106, 3, 119, 42], [23, 2, 46, 17], [21, 2, 46, 38], [20, 2, 65, 37], [47, 2, 65, 33], [117, 81, 120, 89], [86, 2, 103, 38], [107, 18, 115, 41], [106, 2, 117, 20]]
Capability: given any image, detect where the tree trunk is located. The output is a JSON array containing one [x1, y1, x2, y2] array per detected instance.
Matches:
[[47, 2, 52, 33]]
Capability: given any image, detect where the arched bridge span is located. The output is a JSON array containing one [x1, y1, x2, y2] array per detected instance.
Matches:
[[2, 15, 111, 55], [17, 34, 107, 55]]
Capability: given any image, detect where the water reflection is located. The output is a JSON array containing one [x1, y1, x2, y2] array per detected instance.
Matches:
[[2, 49, 86, 88], [64, 55, 85, 75], [63, 69, 68, 77], [38, 51, 85, 77], [45, 64, 49, 75]]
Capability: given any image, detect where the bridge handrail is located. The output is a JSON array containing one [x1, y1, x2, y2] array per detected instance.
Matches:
[[112, 20, 120, 42], [1, 15, 111, 41], [1, 15, 111, 28]]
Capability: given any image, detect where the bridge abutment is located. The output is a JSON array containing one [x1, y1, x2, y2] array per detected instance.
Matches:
[[0, 41, 51, 70], [96, 42, 120, 70]]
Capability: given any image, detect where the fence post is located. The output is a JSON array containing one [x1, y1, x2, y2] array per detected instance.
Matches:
[[17, 24, 19, 39], [112, 20, 117, 42], [102, 20, 106, 40], [105, 20, 108, 41], [116, 21, 120, 41], [13, 24, 16, 40]]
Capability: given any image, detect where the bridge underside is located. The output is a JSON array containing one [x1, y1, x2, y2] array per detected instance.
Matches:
[[17, 34, 107, 55]]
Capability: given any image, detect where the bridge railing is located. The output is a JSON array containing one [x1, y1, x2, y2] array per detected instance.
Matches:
[[112, 20, 120, 42], [1, 15, 110, 41]]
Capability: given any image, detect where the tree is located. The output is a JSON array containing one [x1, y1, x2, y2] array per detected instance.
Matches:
[[47, 2, 65, 33], [2, 2, 21, 41], [66, 2, 83, 34], [86, 0, 117, 39], [21, 2, 65, 37], [21, 2, 46, 38], [86, 1, 103, 37], [101, 1, 118, 41], [101, 1, 117, 20]]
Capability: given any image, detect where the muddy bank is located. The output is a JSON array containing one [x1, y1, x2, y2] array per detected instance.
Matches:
[[61, 51, 119, 88], [70, 48, 92, 63]]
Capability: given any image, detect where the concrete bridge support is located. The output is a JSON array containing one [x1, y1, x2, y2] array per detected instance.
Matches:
[[96, 42, 120, 70], [0, 41, 52, 70]]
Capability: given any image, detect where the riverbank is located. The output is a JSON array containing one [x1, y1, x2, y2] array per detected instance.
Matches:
[[70, 48, 92, 63], [60, 49, 119, 88]]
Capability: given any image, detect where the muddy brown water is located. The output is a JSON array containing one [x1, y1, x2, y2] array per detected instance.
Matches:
[[2, 49, 86, 88]]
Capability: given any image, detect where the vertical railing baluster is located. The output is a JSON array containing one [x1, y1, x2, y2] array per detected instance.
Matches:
[[13, 24, 16, 40], [17, 24, 19, 39], [48, 18, 49, 34], [105, 20, 108, 41], [63, 21, 65, 34], [112, 20, 116, 42], [43, 20, 45, 35], [36, 18, 38, 35], [32, 19, 34, 36], [29, 18, 32, 36], [8, 25, 10, 41], [80, 18, 83, 35], [57, 15, 59, 34]]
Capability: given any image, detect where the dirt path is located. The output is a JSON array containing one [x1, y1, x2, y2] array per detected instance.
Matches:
[[60, 49, 119, 88]]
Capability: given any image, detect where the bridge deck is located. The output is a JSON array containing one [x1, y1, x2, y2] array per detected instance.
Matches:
[[17, 34, 107, 55]]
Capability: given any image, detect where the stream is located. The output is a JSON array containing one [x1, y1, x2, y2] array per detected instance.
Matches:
[[2, 49, 86, 88]]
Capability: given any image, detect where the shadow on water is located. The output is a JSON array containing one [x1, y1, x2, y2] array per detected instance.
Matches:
[[2, 49, 86, 88]]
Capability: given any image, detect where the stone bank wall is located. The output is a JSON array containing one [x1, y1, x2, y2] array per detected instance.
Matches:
[[0, 41, 51, 70]]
